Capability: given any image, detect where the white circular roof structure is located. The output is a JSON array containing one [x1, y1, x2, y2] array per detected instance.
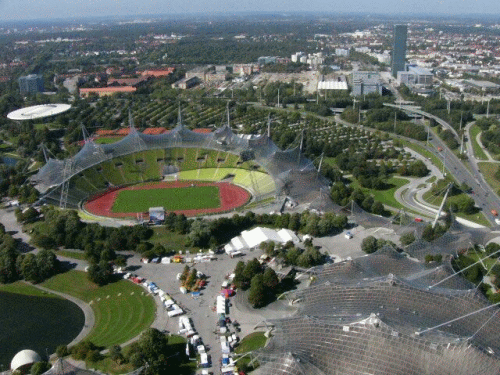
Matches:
[[7, 104, 71, 121], [10, 349, 41, 371]]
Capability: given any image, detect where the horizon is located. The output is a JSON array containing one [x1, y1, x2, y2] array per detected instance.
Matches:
[[1, 0, 500, 23]]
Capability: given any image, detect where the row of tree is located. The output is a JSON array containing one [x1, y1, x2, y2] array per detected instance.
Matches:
[[233, 258, 294, 308], [0, 222, 60, 284]]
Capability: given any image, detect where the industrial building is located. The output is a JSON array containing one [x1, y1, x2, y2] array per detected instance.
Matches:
[[464, 79, 500, 93], [398, 65, 434, 86], [391, 25, 408, 78], [18, 74, 44, 95], [351, 71, 383, 96]]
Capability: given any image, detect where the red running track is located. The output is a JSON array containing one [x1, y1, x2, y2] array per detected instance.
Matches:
[[83, 181, 251, 218]]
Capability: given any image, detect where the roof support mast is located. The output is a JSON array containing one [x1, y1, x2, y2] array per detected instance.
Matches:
[[432, 183, 453, 229]]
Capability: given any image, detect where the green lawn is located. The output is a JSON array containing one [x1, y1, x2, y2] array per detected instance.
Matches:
[[42, 271, 156, 348], [57, 249, 87, 261], [150, 227, 191, 251], [422, 190, 490, 227], [366, 176, 410, 210], [112, 185, 221, 212], [235, 332, 267, 354], [0, 281, 61, 298], [95, 137, 123, 144], [470, 124, 488, 160], [478, 162, 500, 194]]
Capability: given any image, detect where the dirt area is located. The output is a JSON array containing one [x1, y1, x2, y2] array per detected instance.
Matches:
[[252, 71, 321, 94]]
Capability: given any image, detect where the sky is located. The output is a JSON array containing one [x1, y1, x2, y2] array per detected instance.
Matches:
[[0, 0, 499, 21]]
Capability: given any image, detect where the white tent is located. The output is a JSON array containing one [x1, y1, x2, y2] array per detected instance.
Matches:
[[226, 227, 301, 253]]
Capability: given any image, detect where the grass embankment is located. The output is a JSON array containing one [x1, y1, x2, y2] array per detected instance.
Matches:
[[42, 271, 156, 348], [235, 332, 267, 354], [478, 162, 500, 194], [0, 281, 61, 298], [234, 332, 267, 372], [112, 185, 221, 212], [470, 124, 488, 160]]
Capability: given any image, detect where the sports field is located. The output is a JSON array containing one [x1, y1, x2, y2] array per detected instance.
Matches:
[[112, 185, 220, 212], [84, 180, 251, 217]]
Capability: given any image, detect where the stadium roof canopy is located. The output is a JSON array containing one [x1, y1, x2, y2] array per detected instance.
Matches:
[[254, 248, 500, 375], [32, 115, 329, 208], [7, 104, 71, 120]]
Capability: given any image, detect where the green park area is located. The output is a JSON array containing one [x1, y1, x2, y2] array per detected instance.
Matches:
[[112, 185, 221, 212], [0, 281, 61, 298], [363, 176, 409, 210], [478, 162, 500, 194], [42, 271, 156, 348], [469, 124, 488, 160]]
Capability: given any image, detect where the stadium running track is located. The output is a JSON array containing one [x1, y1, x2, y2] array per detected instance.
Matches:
[[84, 181, 251, 218]]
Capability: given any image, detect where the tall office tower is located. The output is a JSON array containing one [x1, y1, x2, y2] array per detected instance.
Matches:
[[18, 74, 44, 95], [391, 24, 407, 78]]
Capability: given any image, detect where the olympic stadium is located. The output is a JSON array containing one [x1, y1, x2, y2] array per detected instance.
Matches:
[[32, 115, 329, 214]]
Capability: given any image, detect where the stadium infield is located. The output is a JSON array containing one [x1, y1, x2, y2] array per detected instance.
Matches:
[[84, 181, 251, 218]]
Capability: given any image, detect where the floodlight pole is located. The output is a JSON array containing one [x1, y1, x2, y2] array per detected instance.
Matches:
[[267, 114, 271, 138], [317, 153, 324, 174], [415, 300, 500, 337], [177, 106, 182, 126], [428, 247, 500, 290]]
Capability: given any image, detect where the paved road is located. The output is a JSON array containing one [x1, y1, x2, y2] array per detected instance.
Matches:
[[382, 104, 500, 226]]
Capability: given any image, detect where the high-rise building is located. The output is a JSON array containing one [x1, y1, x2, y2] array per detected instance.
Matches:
[[391, 25, 407, 78], [18, 74, 44, 95]]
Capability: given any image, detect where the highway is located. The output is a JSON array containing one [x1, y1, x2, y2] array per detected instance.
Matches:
[[381, 103, 500, 226]]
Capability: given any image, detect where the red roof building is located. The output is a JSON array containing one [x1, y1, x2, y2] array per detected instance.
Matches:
[[79, 86, 136, 98]]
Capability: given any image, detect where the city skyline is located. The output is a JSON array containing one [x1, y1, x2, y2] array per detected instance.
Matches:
[[1, 0, 500, 21]]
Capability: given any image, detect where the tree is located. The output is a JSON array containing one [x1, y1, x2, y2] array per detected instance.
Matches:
[[286, 247, 302, 265], [87, 260, 113, 286], [187, 219, 212, 248], [243, 258, 261, 282], [138, 328, 170, 373], [248, 274, 267, 308], [180, 265, 190, 282], [262, 268, 279, 290], [110, 345, 124, 364], [56, 345, 69, 358], [36, 249, 59, 281], [371, 201, 385, 215], [361, 236, 378, 254], [20, 253, 40, 283], [31, 361, 51, 375], [400, 232, 415, 246], [233, 261, 247, 289], [185, 269, 197, 290]]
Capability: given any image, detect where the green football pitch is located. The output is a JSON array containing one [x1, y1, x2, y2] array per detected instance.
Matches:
[[112, 185, 221, 212]]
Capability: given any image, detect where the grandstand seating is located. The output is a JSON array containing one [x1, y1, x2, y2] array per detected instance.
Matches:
[[62, 148, 275, 207]]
